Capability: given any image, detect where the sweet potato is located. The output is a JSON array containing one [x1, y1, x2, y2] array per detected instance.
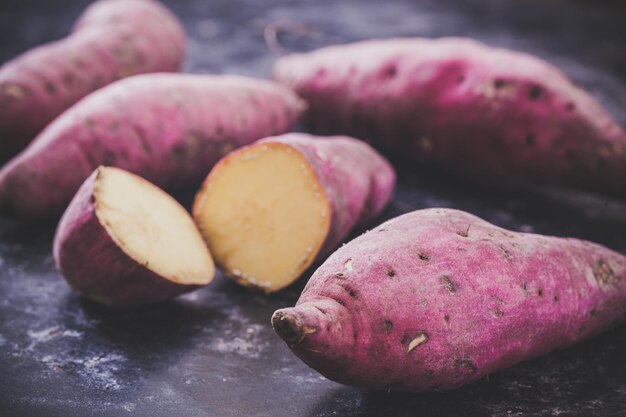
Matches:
[[272, 208, 626, 391], [274, 38, 626, 197], [0, 0, 186, 160], [54, 166, 215, 307], [0, 74, 304, 219], [193, 133, 395, 293]]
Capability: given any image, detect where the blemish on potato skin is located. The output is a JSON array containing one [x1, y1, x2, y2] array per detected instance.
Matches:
[[417, 252, 430, 261], [45, 82, 56, 95], [383, 64, 398, 78], [313, 305, 327, 315], [440, 275, 456, 294], [102, 150, 117, 165], [63, 73, 74, 88], [492, 309, 504, 318], [457, 224, 471, 237], [537, 288, 543, 297], [493, 79, 507, 89], [444, 314, 450, 323], [593, 259, 619, 286], [84, 118, 96, 129], [528, 85, 543, 100], [387, 269, 396, 278], [498, 244, 512, 260], [384, 320, 393, 332], [453, 359, 477, 375], [344, 258, 353, 272], [3, 84, 25, 99], [342, 285, 358, 298]]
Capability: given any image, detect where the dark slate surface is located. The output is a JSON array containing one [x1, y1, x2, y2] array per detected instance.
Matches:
[[1, 0, 626, 416]]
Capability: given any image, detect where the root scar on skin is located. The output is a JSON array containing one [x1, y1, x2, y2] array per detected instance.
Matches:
[[344, 258, 353, 272], [407, 333, 429, 353]]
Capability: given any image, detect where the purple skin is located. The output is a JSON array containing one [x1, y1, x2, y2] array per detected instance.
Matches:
[[272, 208, 626, 392], [53, 169, 202, 307], [260, 133, 396, 255], [274, 38, 626, 197], [0, 0, 186, 160], [0, 74, 304, 219]]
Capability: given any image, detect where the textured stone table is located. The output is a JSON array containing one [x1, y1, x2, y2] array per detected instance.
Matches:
[[1, 0, 625, 416]]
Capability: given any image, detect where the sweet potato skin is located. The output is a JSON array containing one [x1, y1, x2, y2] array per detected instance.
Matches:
[[53, 168, 203, 307], [0, 0, 186, 160], [272, 208, 626, 392], [0, 74, 304, 219], [259, 133, 396, 255], [274, 38, 626, 196]]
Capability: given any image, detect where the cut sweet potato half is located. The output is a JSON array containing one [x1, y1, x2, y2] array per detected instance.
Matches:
[[54, 166, 215, 307]]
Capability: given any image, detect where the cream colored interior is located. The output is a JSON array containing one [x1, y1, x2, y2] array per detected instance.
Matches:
[[193, 142, 330, 292], [94, 167, 215, 285]]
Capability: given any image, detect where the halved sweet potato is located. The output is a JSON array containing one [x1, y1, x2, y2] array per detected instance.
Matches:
[[54, 166, 214, 307], [193, 133, 395, 293]]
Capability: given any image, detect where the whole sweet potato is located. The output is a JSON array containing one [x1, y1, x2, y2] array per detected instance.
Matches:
[[0, 74, 304, 218], [274, 38, 626, 197], [193, 133, 395, 292], [272, 208, 626, 391], [0, 0, 186, 160]]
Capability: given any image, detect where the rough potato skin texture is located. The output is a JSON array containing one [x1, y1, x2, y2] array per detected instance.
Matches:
[[259, 133, 396, 255], [274, 38, 626, 197], [53, 169, 203, 307], [0, 0, 186, 160], [0, 74, 304, 219], [272, 208, 626, 392]]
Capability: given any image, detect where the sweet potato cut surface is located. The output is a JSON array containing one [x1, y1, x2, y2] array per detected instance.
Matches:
[[95, 167, 214, 285], [194, 142, 330, 292], [54, 167, 214, 306]]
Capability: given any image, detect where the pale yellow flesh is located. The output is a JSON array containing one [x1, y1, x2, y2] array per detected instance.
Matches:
[[94, 167, 215, 285], [194, 143, 330, 292]]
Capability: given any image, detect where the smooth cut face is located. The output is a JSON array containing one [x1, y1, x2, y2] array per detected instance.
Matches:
[[194, 142, 330, 292], [94, 167, 215, 285]]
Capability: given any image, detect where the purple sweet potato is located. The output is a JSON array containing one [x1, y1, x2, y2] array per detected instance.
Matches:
[[54, 166, 215, 307], [272, 208, 626, 391], [193, 133, 396, 293], [0, 74, 304, 219], [274, 37, 626, 197], [0, 0, 186, 160]]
